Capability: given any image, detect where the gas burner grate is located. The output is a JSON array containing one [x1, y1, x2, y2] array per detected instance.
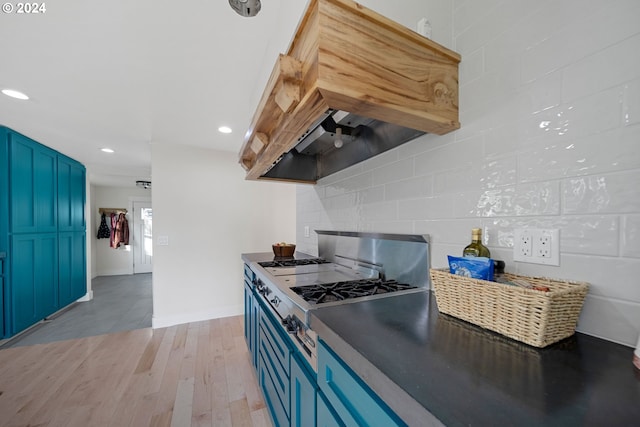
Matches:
[[259, 258, 330, 268], [291, 279, 416, 304]]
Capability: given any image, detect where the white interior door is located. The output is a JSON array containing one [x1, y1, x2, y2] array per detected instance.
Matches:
[[133, 201, 153, 274]]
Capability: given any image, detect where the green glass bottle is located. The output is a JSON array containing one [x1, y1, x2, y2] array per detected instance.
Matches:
[[463, 228, 490, 258]]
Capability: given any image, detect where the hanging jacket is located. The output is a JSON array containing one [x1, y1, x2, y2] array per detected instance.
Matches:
[[114, 212, 130, 248], [110, 213, 118, 248], [97, 213, 111, 239]]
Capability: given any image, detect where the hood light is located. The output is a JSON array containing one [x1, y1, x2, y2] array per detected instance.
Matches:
[[334, 127, 344, 148], [2, 89, 29, 100]]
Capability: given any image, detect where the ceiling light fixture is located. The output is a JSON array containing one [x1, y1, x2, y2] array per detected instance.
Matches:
[[136, 180, 151, 189], [101, 148, 115, 153], [218, 126, 233, 134], [1, 89, 29, 100]]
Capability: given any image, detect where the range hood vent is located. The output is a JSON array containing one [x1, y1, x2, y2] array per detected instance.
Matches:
[[263, 109, 425, 181], [239, 0, 461, 183]]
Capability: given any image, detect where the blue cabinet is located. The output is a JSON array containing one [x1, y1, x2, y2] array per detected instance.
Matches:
[[317, 390, 345, 427], [57, 156, 86, 308], [57, 155, 85, 232], [291, 352, 317, 427], [243, 263, 404, 427], [258, 306, 292, 426], [0, 126, 86, 338], [0, 255, 5, 338], [244, 264, 260, 368], [9, 132, 58, 233], [58, 231, 86, 307], [317, 339, 407, 427], [259, 351, 290, 427], [11, 233, 59, 334], [0, 130, 7, 339]]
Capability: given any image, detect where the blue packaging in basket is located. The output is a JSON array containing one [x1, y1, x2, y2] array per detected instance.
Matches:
[[448, 256, 494, 281]]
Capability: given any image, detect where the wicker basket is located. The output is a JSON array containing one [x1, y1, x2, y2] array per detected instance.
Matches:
[[430, 268, 589, 348]]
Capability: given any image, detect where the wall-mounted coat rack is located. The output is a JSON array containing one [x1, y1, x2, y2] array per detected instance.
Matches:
[[98, 208, 127, 215]]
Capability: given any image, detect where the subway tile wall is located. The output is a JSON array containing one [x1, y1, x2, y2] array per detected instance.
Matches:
[[295, 0, 640, 347]]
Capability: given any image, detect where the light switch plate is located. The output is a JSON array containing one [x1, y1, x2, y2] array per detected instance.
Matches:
[[157, 235, 169, 246], [513, 228, 560, 266]]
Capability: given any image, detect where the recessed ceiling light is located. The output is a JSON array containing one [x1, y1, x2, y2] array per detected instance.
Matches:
[[218, 126, 232, 134], [101, 148, 115, 153], [2, 89, 29, 100]]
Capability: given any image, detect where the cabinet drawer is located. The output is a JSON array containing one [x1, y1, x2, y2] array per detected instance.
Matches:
[[259, 322, 291, 400], [244, 264, 255, 283], [318, 339, 406, 427], [259, 352, 290, 427], [259, 308, 292, 377]]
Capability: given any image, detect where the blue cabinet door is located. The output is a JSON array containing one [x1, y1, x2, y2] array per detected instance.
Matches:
[[244, 279, 256, 366], [0, 256, 4, 339], [244, 280, 252, 343], [57, 156, 85, 232], [259, 351, 290, 427], [11, 233, 58, 334], [317, 391, 345, 427], [318, 340, 407, 427], [9, 133, 57, 233], [291, 352, 317, 427], [58, 231, 86, 307], [250, 287, 261, 368]]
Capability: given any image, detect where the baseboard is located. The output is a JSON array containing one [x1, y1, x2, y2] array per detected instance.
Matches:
[[151, 305, 244, 329], [96, 270, 134, 276], [77, 290, 94, 302]]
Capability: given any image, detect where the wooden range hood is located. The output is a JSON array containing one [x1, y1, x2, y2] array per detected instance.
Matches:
[[238, 0, 461, 183]]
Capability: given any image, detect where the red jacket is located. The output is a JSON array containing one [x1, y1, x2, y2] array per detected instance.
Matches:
[[112, 212, 130, 248]]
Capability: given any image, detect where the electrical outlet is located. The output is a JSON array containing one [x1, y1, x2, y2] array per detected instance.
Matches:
[[514, 228, 560, 266], [304, 226, 310, 238], [535, 233, 551, 257], [532, 228, 560, 265], [513, 229, 533, 262]]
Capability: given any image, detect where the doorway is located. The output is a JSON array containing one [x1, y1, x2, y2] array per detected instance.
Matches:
[[133, 201, 152, 274]]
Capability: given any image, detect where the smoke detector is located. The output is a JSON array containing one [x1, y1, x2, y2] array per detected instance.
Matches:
[[136, 180, 151, 190], [229, 0, 261, 17]]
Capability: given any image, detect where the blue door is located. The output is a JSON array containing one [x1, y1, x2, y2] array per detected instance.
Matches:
[[11, 233, 58, 334], [57, 156, 85, 232], [9, 133, 57, 233], [58, 231, 86, 307]]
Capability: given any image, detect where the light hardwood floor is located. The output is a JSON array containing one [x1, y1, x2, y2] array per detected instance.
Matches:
[[0, 316, 271, 427]]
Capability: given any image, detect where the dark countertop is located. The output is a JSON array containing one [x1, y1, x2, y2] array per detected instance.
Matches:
[[310, 290, 640, 427]]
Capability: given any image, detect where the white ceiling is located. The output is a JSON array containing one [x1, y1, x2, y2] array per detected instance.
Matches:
[[0, 0, 306, 187]]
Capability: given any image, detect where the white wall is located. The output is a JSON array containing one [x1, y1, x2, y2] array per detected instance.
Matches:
[[296, 0, 640, 347], [151, 143, 296, 328], [91, 185, 152, 277]]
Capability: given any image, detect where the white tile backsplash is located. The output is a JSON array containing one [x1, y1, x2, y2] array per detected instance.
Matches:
[[372, 157, 414, 186], [622, 78, 640, 127], [621, 215, 640, 258], [296, 0, 640, 347], [562, 34, 640, 103], [559, 215, 620, 257], [385, 176, 432, 201], [563, 171, 640, 214]]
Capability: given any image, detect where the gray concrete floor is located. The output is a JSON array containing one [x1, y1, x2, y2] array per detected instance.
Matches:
[[3, 273, 152, 348]]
